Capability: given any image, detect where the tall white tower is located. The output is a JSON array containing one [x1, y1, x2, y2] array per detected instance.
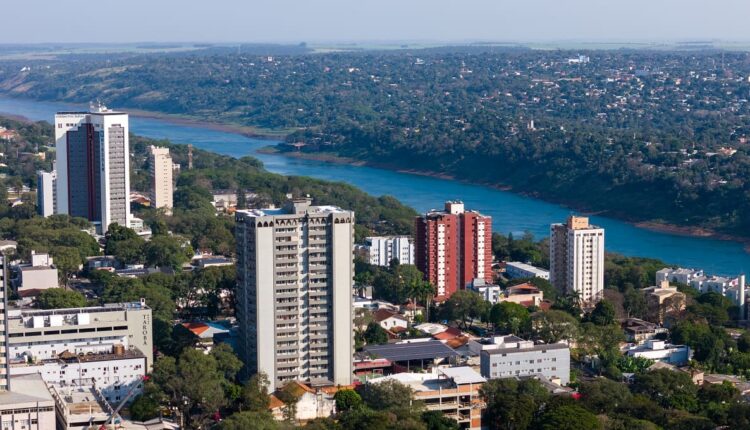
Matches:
[[148, 146, 174, 215], [550, 216, 605, 308], [54, 105, 130, 232], [235, 198, 354, 391]]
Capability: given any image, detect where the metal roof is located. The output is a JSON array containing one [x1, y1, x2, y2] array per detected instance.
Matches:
[[364, 340, 458, 362]]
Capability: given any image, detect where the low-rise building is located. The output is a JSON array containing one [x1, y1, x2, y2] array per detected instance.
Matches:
[[643, 281, 686, 323], [500, 283, 544, 307], [505, 262, 550, 280], [656, 267, 704, 285], [479, 336, 570, 385], [622, 318, 668, 344], [373, 308, 409, 332], [179, 321, 232, 353], [363, 236, 415, 266], [14, 251, 58, 296], [625, 339, 691, 366], [0, 374, 56, 430], [468, 278, 502, 304], [268, 381, 337, 422], [368, 367, 485, 430]]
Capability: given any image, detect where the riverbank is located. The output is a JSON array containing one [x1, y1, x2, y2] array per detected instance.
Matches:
[[270, 147, 750, 248]]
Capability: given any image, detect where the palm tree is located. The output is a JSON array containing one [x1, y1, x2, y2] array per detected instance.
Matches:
[[410, 280, 436, 321]]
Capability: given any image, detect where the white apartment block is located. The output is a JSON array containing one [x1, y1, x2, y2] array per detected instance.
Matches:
[[235, 198, 354, 391], [364, 236, 415, 266], [505, 261, 550, 280], [148, 146, 174, 215], [550, 216, 605, 308], [55, 105, 130, 233], [477, 335, 571, 385], [36, 169, 56, 218], [655, 267, 704, 285]]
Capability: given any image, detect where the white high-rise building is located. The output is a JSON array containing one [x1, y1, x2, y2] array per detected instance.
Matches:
[[364, 236, 414, 266], [235, 198, 354, 391], [55, 104, 130, 233], [36, 168, 56, 218], [549, 216, 605, 308], [148, 145, 173, 215]]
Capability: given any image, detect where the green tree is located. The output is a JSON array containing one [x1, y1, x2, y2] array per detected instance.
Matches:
[[360, 379, 420, 412], [481, 378, 547, 430], [440, 290, 489, 330], [50, 246, 82, 286], [242, 372, 271, 412], [421, 410, 459, 430], [578, 378, 632, 414], [531, 310, 579, 343], [588, 300, 616, 326], [488, 301, 531, 335], [129, 394, 161, 421], [363, 322, 389, 345], [220, 411, 279, 430], [334, 389, 363, 414], [105, 223, 146, 265], [537, 404, 602, 430], [144, 235, 193, 269], [632, 369, 699, 412], [36, 288, 87, 309]]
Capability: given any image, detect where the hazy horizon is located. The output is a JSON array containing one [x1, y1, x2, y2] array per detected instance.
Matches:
[[3, 0, 750, 45]]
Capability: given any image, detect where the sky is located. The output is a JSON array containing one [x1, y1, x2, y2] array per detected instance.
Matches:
[[3, 0, 750, 44]]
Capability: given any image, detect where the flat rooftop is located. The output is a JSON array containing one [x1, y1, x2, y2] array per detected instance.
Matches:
[[0, 374, 54, 407], [364, 340, 458, 362], [238, 205, 348, 218], [8, 301, 149, 318], [483, 342, 569, 356]]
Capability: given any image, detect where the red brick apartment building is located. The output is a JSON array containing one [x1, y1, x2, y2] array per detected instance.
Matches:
[[415, 201, 493, 299]]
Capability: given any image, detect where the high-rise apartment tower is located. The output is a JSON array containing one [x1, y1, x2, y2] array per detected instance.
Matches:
[[55, 105, 130, 233], [415, 201, 492, 299], [549, 216, 605, 308], [235, 198, 354, 391], [148, 146, 173, 215]]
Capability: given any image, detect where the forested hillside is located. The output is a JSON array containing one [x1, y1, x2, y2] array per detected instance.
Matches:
[[2, 48, 750, 236]]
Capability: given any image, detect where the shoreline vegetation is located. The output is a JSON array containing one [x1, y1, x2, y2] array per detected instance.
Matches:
[[5, 98, 750, 253], [262, 145, 750, 249]]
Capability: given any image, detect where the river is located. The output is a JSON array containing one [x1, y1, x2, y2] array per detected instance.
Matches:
[[0, 97, 748, 276]]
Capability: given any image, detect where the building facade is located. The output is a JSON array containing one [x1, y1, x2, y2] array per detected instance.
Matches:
[[148, 145, 174, 215], [0, 256, 9, 391], [479, 337, 570, 385], [364, 236, 414, 266], [505, 261, 550, 280], [55, 105, 130, 232], [368, 367, 485, 430], [235, 198, 354, 391], [6, 301, 153, 369], [415, 201, 492, 299], [549, 216, 605, 308], [36, 169, 56, 218]]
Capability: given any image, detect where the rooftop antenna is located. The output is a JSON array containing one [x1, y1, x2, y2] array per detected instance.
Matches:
[[187, 144, 193, 170]]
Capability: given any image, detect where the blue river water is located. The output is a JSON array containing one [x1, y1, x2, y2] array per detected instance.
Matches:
[[0, 97, 748, 275]]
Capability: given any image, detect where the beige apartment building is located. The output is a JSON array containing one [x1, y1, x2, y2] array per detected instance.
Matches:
[[235, 198, 354, 391], [148, 145, 174, 215], [550, 216, 605, 308]]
